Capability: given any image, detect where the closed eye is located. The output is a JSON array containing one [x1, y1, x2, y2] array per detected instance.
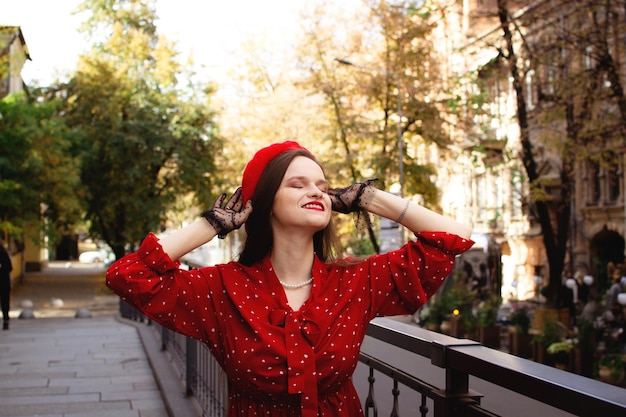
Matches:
[[285, 177, 328, 192]]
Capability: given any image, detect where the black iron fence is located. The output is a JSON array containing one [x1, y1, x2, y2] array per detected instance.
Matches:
[[119, 301, 626, 417]]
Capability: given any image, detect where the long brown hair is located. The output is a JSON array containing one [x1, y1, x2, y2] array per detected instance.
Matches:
[[238, 149, 341, 266]]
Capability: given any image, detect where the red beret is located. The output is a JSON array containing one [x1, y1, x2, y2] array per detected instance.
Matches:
[[241, 141, 313, 204]]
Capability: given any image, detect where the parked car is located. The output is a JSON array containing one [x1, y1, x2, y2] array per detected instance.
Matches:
[[79, 248, 113, 265]]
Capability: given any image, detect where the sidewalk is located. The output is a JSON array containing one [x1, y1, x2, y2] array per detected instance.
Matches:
[[0, 261, 199, 417], [8, 261, 119, 319], [0, 315, 168, 417]]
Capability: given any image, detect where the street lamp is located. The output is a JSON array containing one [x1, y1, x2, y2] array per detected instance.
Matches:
[[565, 278, 578, 304], [533, 274, 542, 300], [335, 58, 405, 244]]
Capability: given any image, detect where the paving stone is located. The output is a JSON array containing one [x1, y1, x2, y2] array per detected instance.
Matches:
[[0, 400, 131, 416], [139, 409, 170, 417], [68, 382, 136, 394], [65, 412, 140, 417], [101, 388, 163, 402], [0, 377, 49, 389], [1, 263, 199, 417], [0, 385, 68, 397], [0, 316, 169, 417], [0, 392, 100, 406]]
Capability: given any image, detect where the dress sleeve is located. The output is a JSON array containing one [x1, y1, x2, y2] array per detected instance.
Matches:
[[105, 232, 219, 344], [367, 231, 473, 319]]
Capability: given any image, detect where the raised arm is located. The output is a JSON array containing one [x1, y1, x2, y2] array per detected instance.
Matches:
[[328, 180, 471, 239], [159, 219, 217, 261], [159, 188, 252, 261], [366, 189, 471, 239]]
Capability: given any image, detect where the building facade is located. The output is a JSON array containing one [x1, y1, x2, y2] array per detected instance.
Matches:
[[0, 26, 30, 99], [430, 0, 625, 302]]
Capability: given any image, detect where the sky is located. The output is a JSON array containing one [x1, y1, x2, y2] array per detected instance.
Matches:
[[0, 0, 304, 86]]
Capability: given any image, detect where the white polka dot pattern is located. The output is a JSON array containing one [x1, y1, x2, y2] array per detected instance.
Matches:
[[106, 231, 473, 416]]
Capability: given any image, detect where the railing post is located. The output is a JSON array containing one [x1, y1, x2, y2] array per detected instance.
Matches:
[[364, 367, 378, 417], [186, 337, 198, 397], [446, 368, 469, 394], [430, 339, 483, 417], [161, 325, 168, 351]]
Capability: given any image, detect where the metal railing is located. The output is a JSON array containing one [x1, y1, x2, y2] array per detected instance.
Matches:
[[361, 318, 625, 417], [120, 301, 626, 417]]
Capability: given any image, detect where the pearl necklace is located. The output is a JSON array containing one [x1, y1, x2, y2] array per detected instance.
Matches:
[[279, 277, 313, 289]]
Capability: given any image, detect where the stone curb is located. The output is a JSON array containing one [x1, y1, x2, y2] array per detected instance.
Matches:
[[116, 315, 203, 417]]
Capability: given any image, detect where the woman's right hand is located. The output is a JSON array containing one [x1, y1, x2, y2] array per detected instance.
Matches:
[[202, 188, 252, 238]]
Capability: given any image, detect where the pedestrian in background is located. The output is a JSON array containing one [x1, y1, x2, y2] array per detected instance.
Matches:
[[107, 141, 473, 417], [0, 237, 13, 330]]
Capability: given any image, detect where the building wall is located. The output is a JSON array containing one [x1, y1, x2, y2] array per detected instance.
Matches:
[[431, 0, 625, 302], [0, 26, 29, 98]]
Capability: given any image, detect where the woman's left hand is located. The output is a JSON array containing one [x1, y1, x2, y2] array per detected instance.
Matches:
[[328, 179, 377, 213]]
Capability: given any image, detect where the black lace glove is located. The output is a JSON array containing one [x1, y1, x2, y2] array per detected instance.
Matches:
[[327, 179, 378, 214], [202, 188, 252, 239]]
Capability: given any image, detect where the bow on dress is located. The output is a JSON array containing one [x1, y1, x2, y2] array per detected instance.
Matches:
[[269, 308, 321, 417]]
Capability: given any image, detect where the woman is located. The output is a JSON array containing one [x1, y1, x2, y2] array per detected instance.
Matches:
[[106, 141, 473, 417]]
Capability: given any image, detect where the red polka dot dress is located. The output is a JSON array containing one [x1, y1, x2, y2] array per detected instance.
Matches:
[[106, 231, 473, 417]]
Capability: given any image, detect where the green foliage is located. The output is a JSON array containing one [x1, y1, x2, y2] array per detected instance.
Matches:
[[534, 318, 563, 348], [547, 341, 573, 363], [298, 0, 449, 212], [57, 0, 222, 257], [426, 283, 474, 329], [476, 296, 501, 327], [510, 305, 531, 335], [574, 317, 595, 352], [343, 232, 376, 257], [599, 354, 625, 377], [495, 0, 626, 308], [424, 297, 451, 326], [402, 162, 439, 210], [0, 92, 82, 245]]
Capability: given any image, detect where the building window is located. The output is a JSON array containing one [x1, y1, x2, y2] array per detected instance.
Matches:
[[588, 159, 600, 204], [525, 69, 535, 110], [511, 171, 523, 218], [476, 173, 487, 224], [605, 152, 621, 203], [584, 46, 594, 69]]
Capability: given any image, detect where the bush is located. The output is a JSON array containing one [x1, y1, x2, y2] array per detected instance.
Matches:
[[574, 317, 595, 352], [511, 305, 532, 335], [534, 318, 563, 348], [476, 297, 500, 327], [599, 354, 625, 377]]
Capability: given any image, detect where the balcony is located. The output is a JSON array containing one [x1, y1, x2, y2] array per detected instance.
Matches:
[[120, 302, 625, 417]]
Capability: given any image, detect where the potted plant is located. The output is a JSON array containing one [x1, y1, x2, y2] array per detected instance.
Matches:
[[533, 318, 563, 364], [572, 317, 595, 377], [509, 304, 533, 358], [598, 354, 625, 386], [422, 297, 446, 332], [511, 304, 531, 334], [426, 283, 473, 337], [476, 297, 501, 349], [547, 341, 573, 370], [447, 285, 475, 338]]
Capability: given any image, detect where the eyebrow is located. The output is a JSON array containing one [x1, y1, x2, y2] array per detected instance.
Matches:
[[286, 176, 329, 186]]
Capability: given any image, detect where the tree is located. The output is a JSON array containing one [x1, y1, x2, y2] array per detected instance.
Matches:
[[0, 92, 82, 248], [60, 0, 222, 258], [296, 0, 448, 253], [495, 0, 626, 304]]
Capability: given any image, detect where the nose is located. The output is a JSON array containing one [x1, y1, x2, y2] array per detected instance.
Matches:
[[307, 184, 324, 198]]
